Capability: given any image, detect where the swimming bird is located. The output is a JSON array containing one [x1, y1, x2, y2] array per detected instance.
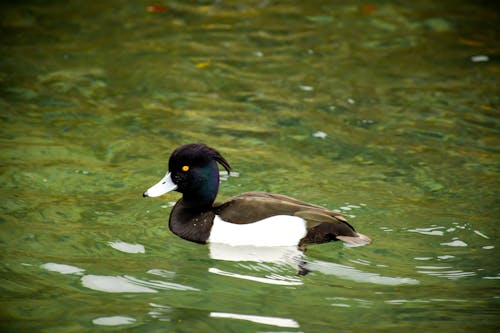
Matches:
[[143, 143, 370, 249]]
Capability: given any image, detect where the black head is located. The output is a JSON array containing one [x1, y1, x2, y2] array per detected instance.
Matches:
[[166, 143, 231, 207], [169, 143, 230, 178], [143, 143, 231, 201]]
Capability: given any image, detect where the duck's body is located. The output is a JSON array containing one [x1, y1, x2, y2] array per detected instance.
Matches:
[[143, 143, 370, 249]]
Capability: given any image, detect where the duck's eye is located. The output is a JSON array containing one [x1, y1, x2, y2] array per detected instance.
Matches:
[[181, 165, 190, 172]]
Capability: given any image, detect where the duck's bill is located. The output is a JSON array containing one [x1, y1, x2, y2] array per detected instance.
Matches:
[[143, 172, 177, 197]]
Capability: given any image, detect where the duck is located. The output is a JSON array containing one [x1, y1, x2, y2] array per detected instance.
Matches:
[[143, 143, 371, 249]]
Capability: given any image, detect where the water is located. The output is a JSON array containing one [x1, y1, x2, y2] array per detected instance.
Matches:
[[1, 1, 499, 332]]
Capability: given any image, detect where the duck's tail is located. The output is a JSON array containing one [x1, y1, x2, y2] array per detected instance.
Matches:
[[336, 232, 371, 246]]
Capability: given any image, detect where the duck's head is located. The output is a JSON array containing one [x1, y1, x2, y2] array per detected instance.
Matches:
[[143, 143, 231, 207]]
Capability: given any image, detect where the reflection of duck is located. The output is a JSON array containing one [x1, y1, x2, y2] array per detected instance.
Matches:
[[143, 143, 370, 249], [208, 243, 303, 263]]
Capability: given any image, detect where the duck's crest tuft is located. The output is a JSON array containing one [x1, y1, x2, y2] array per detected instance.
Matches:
[[170, 143, 231, 173]]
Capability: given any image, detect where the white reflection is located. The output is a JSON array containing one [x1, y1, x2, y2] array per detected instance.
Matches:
[[81, 274, 199, 293], [149, 303, 172, 322], [209, 243, 303, 264], [92, 316, 136, 326], [219, 170, 240, 181], [306, 261, 419, 285], [41, 263, 85, 275], [416, 266, 452, 270], [471, 55, 489, 62], [124, 275, 199, 291], [408, 227, 445, 236], [440, 240, 467, 247], [42, 262, 199, 294], [208, 244, 305, 286], [210, 312, 299, 328], [108, 241, 145, 254], [147, 269, 176, 279], [313, 131, 327, 139], [209, 268, 302, 286], [82, 275, 157, 293], [416, 267, 476, 280], [328, 296, 372, 308], [473, 230, 489, 239], [437, 256, 454, 260], [386, 298, 468, 305], [385, 299, 430, 305]]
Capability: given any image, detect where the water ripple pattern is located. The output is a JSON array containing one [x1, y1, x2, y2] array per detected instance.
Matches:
[[1, 1, 498, 332]]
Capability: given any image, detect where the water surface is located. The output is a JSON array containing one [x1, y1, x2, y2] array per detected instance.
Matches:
[[1, 1, 499, 332]]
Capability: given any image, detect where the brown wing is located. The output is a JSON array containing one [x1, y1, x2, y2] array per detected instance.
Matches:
[[214, 191, 348, 226]]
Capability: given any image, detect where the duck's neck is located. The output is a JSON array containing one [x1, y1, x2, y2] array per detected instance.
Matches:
[[181, 191, 216, 211]]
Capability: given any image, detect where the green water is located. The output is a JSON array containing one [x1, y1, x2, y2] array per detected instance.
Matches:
[[1, 1, 499, 332]]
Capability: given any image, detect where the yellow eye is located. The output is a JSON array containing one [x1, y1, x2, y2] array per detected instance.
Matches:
[[181, 165, 190, 172]]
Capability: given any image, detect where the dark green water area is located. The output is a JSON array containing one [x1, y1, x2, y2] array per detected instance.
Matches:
[[1, 1, 498, 332]]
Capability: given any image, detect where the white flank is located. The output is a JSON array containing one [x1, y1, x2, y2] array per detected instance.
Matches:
[[208, 215, 307, 247]]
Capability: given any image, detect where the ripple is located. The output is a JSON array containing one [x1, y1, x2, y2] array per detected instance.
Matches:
[[108, 241, 145, 254], [336, 203, 366, 217], [313, 130, 327, 139], [415, 255, 455, 263], [149, 303, 172, 322], [307, 260, 419, 285], [416, 266, 477, 280], [416, 265, 452, 269], [209, 243, 303, 264], [408, 226, 445, 236], [92, 316, 136, 326], [385, 299, 430, 305], [82, 275, 157, 293], [210, 312, 299, 328], [328, 296, 373, 308], [349, 259, 372, 266], [406, 223, 487, 243], [414, 257, 433, 261], [208, 267, 303, 286], [41, 262, 199, 293], [147, 269, 176, 279], [440, 240, 468, 247], [128, 275, 199, 291], [473, 230, 489, 239], [81, 274, 199, 293], [219, 170, 240, 181], [331, 303, 351, 307], [41, 263, 85, 275], [437, 255, 455, 260]]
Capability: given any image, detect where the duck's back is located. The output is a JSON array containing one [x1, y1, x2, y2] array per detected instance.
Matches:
[[215, 191, 348, 225]]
